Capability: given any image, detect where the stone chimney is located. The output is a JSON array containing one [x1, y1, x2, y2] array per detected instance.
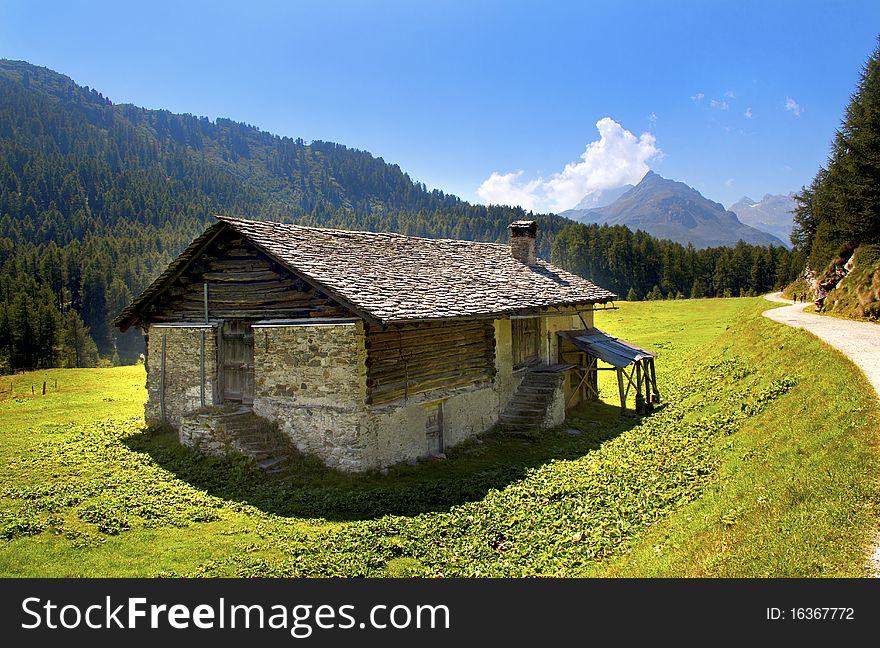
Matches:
[[509, 220, 537, 264]]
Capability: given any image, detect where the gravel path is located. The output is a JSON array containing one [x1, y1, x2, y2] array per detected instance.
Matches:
[[763, 293, 880, 396], [763, 292, 880, 575]]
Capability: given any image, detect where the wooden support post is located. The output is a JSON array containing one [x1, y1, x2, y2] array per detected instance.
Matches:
[[160, 334, 167, 423], [546, 330, 552, 365], [42, 381, 46, 395], [203, 282, 209, 323], [635, 361, 645, 414], [589, 356, 598, 401], [617, 368, 626, 412], [649, 358, 660, 403], [199, 330, 206, 408]]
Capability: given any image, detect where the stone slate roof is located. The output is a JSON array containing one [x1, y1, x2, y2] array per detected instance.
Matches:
[[115, 216, 617, 329], [215, 216, 616, 323]]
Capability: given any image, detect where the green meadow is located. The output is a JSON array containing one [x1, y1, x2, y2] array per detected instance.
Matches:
[[1, 297, 878, 577]]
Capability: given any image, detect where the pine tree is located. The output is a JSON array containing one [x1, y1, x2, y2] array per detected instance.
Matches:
[[794, 39, 880, 267], [646, 285, 664, 301], [0, 303, 11, 372], [62, 310, 98, 368]]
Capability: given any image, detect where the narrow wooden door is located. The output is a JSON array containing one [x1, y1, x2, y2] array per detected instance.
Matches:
[[221, 320, 254, 404], [425, 401, 444, 456], [512, 317, 540, 368]]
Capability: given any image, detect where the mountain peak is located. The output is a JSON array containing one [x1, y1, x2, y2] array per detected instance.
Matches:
[[559, 173, 786, 249], [730, 193, 796, 248], [572, 184, 634, 210]]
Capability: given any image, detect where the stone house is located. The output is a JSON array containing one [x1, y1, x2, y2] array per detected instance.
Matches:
[[114, 216, 618, 471]]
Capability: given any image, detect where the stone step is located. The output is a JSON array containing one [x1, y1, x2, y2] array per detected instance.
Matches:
[[499, 421, 541, 432], [233, 429, 274, 441], [496, 367, 564, 430], [517, 385, 556, 395], [506, 402, 549, 413], [522, 376, 560, 386], [511, 391, 553, 404], [501, 405, 546, 416], [223, 420, 264, 432], [257, 456, 288, 470], [499, 413, 544, 425], [235, 444, 275, 461], [522, 373, 560, 383]]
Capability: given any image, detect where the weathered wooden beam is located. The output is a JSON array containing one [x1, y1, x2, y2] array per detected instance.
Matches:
[[367, 357, 494, 387], [649, 358, 660, 403], [200, 271, 285, 282], [207, 259, 273, 271], [366, 322, 490, 344], [368, 338, 493, 354], [366, 327, 492, 349], [366, 342, 494, 367], [635, 361, 645, 414], [369, 371, 493, 405]]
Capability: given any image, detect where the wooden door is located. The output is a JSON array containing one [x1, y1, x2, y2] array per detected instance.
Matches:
[[425, 402, 444, 455], [221, 320, 254, 404], [512, 318, 540, 368]]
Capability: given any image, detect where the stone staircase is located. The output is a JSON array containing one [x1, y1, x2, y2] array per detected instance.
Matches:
[[222, 410, 293, 474], [498, 368, 564, 432], [180, 407, 293, 475]]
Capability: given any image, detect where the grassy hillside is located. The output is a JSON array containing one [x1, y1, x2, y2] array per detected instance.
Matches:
[[821, 245, 880, 322], [1, 298, 878, 577]]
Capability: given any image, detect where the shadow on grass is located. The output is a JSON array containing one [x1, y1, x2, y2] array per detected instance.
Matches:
[[124, 400, 640, 522]]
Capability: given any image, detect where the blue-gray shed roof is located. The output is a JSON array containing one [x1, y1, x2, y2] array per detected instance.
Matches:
[[558, 328, 656, 368]]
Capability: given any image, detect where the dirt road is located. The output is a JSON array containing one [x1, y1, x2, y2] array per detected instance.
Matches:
[[763, 293, 880, 397], [763, 292, 880, 574]]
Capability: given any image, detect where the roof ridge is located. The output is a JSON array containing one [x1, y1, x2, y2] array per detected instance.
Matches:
[[214, 214, 512, 249]]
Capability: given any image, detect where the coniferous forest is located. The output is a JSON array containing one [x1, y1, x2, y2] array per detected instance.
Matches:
[[792, 41, 880, 270], [0, 59, 801, 373]]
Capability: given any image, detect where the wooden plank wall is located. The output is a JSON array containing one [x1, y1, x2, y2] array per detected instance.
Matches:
[[144, 230, 351, 321], [365, 320, 496, 405]]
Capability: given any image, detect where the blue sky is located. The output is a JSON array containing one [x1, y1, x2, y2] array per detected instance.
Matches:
[[1, 0, 878, 211]]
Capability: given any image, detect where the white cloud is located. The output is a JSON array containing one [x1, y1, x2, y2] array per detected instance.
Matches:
[[785, 97, 802, 117], [710, 99, 729, 111], [690, 92, 705, 102], [476, 171, 542, 212], [724, 90, 736, 99], [543, 118, 661, 212], [744, 107, 753, 119], [724, 178, 734, 187], [648, 112, 657, 128], [476, 118, 662, 213]]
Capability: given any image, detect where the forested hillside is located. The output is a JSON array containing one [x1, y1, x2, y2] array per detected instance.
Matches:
[[790, 40, 880, 319], [793, 41, 880, 267], [0, 59, 799, 372]]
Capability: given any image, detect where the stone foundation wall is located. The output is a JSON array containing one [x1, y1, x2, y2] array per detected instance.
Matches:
[[144, 311, 589, 471], [251, 321, 372, 471], [179, 413, 236, 456], [145, 325, 218, 427], [543, 376, 567, 429], [371, 384, 499, 466]]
